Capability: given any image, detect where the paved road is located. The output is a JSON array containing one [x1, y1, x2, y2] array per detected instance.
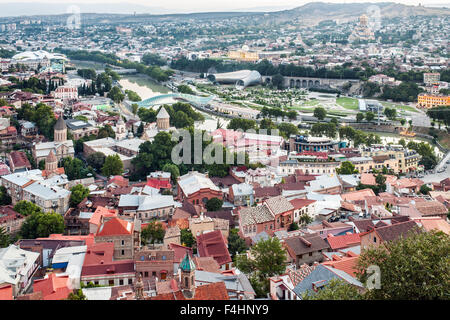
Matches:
[[420, 151, 450, 184]]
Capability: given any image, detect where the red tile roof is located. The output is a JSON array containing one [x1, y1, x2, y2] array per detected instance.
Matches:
[[322, 255, 360, 277], [196, 230, 232, 266], [83, 242, 115, 266], [9, 151, 31, 168], [108, 175, 129, 188], [289, 198, 316, 210], [168, 243, 193, 263], [96, 217, 133, 237], [0, 205, 23, 224], [38, 234, 95, 246], [81, 260, 135, 277], [150, 282, 229, 300], [33, 273, 72, 300], [0, 285, 13, 300], [326, 233, 361, 250], [341, 189, 376, 202], [146, 178, 172, 190], [89, 206, 118, 227]]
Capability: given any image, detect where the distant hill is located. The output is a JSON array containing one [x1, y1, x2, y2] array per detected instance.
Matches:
[[262, 2, 450, 25], [0, 1, 448, 23]]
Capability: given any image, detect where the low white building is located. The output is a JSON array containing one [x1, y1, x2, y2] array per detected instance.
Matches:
[[0, 244, 40, 297]]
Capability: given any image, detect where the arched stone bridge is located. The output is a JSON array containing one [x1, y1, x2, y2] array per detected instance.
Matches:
[[261, 76, 360, 88]]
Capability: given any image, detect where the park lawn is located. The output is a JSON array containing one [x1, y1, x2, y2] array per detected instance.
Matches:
[[381, 101, 419, 113], [336, 97, 359, 110], [301, 100, 321, 107]]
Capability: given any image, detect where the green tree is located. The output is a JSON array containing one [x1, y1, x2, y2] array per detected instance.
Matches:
[[277, 123, 299, 139], [313, 107, 327, 120], [0, 227, 10, 248], [13, 200, 41, 216], [299, 213, 313, 226], [365, 112, 375, 122], [86, 152, 106, 171], [0, 186, 12, 205], [141, 221, 165, 245], [180, 228, 195, 248], [356, 230, 449, 300], [177, 84, 195, 95], [288, 222, 299, 231], [131, 103, 139, 115], [97, 124, 116, 139], [205, 197, 223, 212], [302, 278, 363, 300], [235, 237, 287, 297], [161, 163, 180, 184], [356, 112, 365, 122], [336, 161, 358, 174], [20, 211, 65, 239], [70, 184, 90, 207], [101, 154, 123, 177], [227, 118, 257, 131], [125, 90, 141, 102], [67, 289, 86, 300], [227, 228, 247, 258], [61, 157, 93, 180], [420, 184, 432, 195], [107, 86, 125, 104]]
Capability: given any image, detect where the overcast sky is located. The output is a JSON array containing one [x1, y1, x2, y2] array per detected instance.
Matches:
[[0, 0, 447, 13]]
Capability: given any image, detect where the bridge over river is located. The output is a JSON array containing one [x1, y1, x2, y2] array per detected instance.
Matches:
[[137, 93, 215, 108]]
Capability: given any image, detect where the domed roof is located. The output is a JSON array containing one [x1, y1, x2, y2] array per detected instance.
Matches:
[[156, 107, 170, 119], [54, 116, 66, 131], [179, 252, 196, 272], [47, 150, 57, 162]]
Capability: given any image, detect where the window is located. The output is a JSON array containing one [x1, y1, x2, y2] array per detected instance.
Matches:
[[309, 252, 312, 256], [144, 272, 148, 277], [121, 250, 125, 255], [121, 240, 125, 246], [109, 280, 114, 286], [119, 279, 124, 285], [152, 272, 156, 277], [374, 236, 377, 243], [128, 279, 133, 285]]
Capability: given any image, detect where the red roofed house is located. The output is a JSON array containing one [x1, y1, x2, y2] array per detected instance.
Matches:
[[32, 273, 72, 300], [321, 251, 360, 277], [89, 206, 118, 234], [135, 247, 174, 281], [150, 253, 229, 300], [341, 188, 376, 202], [95, 217, 138, 260], [83, 242, 115, 266], [81, 260, 136, 287], [8, 151, 31, 173], [177, 171, 223, 208], [197, 230, 232, 271], [0, 284, 13, 300], [290, 198, 317, 223], [0, 125, 17, 146], [326, 232, 361, 251], [146, 171, 172, 190], [0, 205, 25, 236], [360, 220, 420, 249], [107, 175, 129, 188]]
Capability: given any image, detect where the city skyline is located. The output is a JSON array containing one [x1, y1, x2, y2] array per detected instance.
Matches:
[[0, 0, 448, 16]]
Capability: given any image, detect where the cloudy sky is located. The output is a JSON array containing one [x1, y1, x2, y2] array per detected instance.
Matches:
[[0, 0, 447, 14]]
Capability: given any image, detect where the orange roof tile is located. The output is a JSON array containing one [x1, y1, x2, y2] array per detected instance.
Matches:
[[0, 285, 13, 300], [326, 233, 361, 250], [89, 206, 118, 227], [341, 189, 376, 202], [322, 256, 360, 277], [96, 217, 133, 237], [33, 273, 72, 300]]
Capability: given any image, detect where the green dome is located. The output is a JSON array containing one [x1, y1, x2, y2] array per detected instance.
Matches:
[[179, 252, 196, 272]]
